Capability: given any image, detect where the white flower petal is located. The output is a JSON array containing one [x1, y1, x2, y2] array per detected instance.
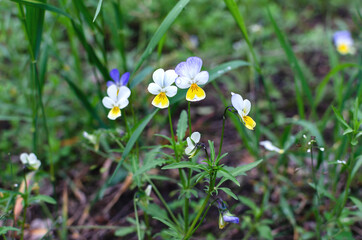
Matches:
[[148, 83, 162, 95], [117, 98, 129, 109], [186, 137, 194, 148], [190, 132, 201, 144], [29, 153, 37, 162], [165, 86, 177, 97], [31, 160, 41, 170], [194, 71, 209, 85], [243, 99, 251, 115], [231, 93, 244, 111], [102, 97, 114, 109], [20, 153, 29, 164], [175, 76, 191, 89], [153, 69, 165, 87], [164, 70, 177, 87], [185, 146, 194, 155], [118, 86, 131, 99], [186, 57, 202, 78], [108, 107, 121, 120], [107, 85, 118, 101]]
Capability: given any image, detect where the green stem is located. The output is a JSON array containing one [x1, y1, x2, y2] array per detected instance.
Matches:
[[184, 194, 211, 240], [168, 107, 179, 161], [20, 173, 28, 240], [217, 107, 228, 162], [145, 176, 179, 226], [134, 197, 142, 240], [310, 145, 321, 240], [188, 102, 192, 136]]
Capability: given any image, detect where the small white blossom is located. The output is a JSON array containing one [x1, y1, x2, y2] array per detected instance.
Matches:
[[185, 132, 201, 158], [148, 69, 178, 109], [20, 153, 41, 170], [102, 85, 130, 120], [260, 140, 284, 154], [231, 92, 256, 130]]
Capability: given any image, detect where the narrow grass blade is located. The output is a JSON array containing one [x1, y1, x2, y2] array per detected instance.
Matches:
[[93, 0, 103, 22], [61, 74, 106, 128], [10, 0, 71, 19], [72, 1, 101, 32], [112, 1, 127, 72], [132, 0, 190, 75], [267, 7, 314, 119], [287, 119, 325, 146], [315, 63, 358, 105], [71, 20, 108, 80]]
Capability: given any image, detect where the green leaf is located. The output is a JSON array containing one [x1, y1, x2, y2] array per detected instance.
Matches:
[[343, 128, 354, 135], [10, 0, 72, 19], [93, 0, 103, 22], [114, 227, 136, 237], [219, 167, 240, 187], [279, 192, 296, 226], [268, 7, 314, 119], [315, 63, 358, 105], [350, 196, 362, 213], [230, 159, 263, 177], [153, 217, 180, 234], [30, 194, 57, 204], [332, 106, 350, 129], [129, 66, 154, 89], [97, 109, 159, 200], [0, 226, 20, 235], [134, 159, 165, 177], [176, 110, 188, 141], [162, 162, 207, 171], [308, 183, 336, 201], [239, 196, 259, 212], [209, 140, 215, 162], [132, 0, 190, 75], [219, 187, 238, 200], [351, 155, 362, 180]]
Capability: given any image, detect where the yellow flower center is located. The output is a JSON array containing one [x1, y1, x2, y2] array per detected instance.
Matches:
[[337, 43, 349, 55], [186, 83, 205, 101], [108, 106, 121, 120], [152, 92, 169, 108]]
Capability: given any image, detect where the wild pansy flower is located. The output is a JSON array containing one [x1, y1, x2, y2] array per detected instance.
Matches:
[[217, 200, 239, 229], [333, 31, 355, 55], [260, 140, 284, 154], [107, 69, 130, 89], [102, 84, 130, 120], [175, 57, 209, 102], [20, 153, 41, 170], [231, 92, 256, 130], [185, 132, 201, 158], [148, 68, 178, 109]]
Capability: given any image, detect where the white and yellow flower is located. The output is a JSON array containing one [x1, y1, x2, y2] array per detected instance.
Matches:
[[175, 56, 209, 102], [185, 132, 201, 158], [20, 153, 41, 170], [333, 31, 355, 55], [231, 92, 256, 130], [260, 140, 284, 154], [148, 68, 178, 109], [102, 84, 130, 120]]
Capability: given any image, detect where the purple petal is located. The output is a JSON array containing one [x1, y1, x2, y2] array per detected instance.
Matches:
[[120, 72, 130, 86], [333, 31, 352, 44], [223, 215, 239, 224], [186, 57, 202, 78], [110, 69, 120, 84], [175, 61, 189, 78], [106, 81, 115, 87]]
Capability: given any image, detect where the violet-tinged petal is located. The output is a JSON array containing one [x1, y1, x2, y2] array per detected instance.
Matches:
[[107, 81, 115, 87], [120, 72, 130, 86], [186, 57, 202, 78], [333, 31, 353, 45], [223, 215, 239, 223], [110, 69, 120, 83], [175, 61, 190, 78]]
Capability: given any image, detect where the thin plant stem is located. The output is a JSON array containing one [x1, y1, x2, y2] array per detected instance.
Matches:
[[20, 172, 28, 240], [188, 102, 192, 136], [145, 176, 179, 226], [310, 144, 321, 239], [217, 107, 229, 161], [133, 197, 142, 240]]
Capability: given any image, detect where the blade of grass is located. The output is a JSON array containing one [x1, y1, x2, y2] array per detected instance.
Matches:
[[131, 0, 190, 76], [10, 0, 71, 19], [112, 1, 127, 72], [92, 0, 103, 22], [267, 7, 314, 119]]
